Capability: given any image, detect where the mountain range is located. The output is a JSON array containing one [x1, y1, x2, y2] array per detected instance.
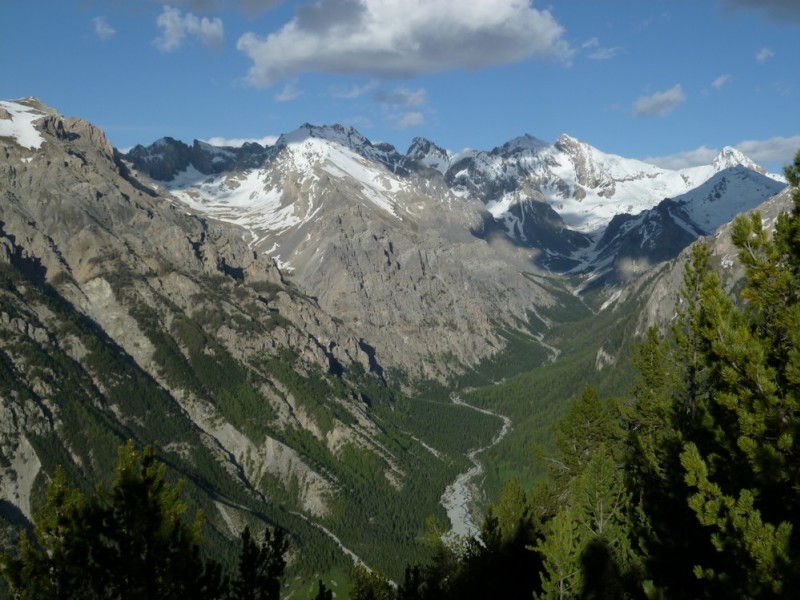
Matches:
[[124, 118, 785, 375], [0, 96, 790, 585]]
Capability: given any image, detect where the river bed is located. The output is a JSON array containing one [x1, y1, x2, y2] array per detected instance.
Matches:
[[440, 394, 511, 541]]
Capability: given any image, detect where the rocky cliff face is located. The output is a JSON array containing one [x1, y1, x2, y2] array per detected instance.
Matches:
[[0, 99, 452, 563], [131, 125, 560, 381]]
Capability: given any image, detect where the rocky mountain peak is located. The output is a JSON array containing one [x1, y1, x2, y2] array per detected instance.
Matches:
[[404, 137, 452, 173], [124, 136, 270, 182], [16, 96, 58, 114], [492, 133, 549, 157], [406, 136, 446, 158], [274, 122, 406, 172], [553, 134, 611, 171], [125, 137, 193, 181], [713, 146, 765, 175], [277, 123, 375, 152], [554, 133, 582, 152]]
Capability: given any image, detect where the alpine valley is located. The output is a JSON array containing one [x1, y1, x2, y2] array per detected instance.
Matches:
[[0, 97, 789, 591]]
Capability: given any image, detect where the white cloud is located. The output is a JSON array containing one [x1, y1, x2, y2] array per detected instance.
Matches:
[[644, 146, 719, 169], [588, 46, 622, 60], [236, 0, 573, 88], [756, 47, 775, 63], [735, 135, 800, 164], [644, 135, 800, 169], [332, 80, 379, 99], [275, 82, 302, 102], [204, 134, 278, 147], [581, 37, 621, 60], [392, 112, 425, 129], [633, 84, 685, 117], [712, 74, 731, 89], [375, 87, 427, 107], [155, 5, 224, 52], [93, 16, 116, 40]]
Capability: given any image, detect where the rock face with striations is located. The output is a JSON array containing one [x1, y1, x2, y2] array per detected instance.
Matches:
[[0, 98, 419, 545], [134, 124, 560, 381]]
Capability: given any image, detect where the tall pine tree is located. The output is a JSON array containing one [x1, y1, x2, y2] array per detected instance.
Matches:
[[628, 149, 800, 598]]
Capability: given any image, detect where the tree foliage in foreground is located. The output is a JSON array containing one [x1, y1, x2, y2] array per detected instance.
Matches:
[[626, 149, 800, 598], [0, 442, 288, 600]]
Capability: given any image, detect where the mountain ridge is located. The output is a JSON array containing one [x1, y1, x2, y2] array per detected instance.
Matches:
[[114, 100, 786, 375], [120, 107, 786, 273]]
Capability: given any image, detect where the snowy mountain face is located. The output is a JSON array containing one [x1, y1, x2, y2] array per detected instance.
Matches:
[[124, 123, 786, 289], [142, 124, 431, 250], [404, 137, 452, 174], [432, 133, 782, 235], [0, 98, 52, 149], [575, 166, 786, 287]]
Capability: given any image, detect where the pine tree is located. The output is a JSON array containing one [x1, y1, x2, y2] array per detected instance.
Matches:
[[0, 467, 98, 599], [625, 251, 728, 599], [0, 441, 227, 599], [627, 149, 800, 598], [231, 525, 289, 600], [313, 579, 334, 600], [535, 388, 639, 599], [675, 151, 800, 597]]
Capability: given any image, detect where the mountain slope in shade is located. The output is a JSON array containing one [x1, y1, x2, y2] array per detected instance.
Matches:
[[576, 166, 786, 288]]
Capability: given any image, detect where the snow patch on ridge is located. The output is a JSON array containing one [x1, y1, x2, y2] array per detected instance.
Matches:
[[0, 100, 46, 149], [165, 168, 303, 233], [159, 125, 409, 243]]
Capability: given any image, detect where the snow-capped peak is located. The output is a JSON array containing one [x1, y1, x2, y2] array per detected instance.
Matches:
[[405, 137, 453, 174], [492, 134, 549, 156], [275, 123, 404, 171], [554, 133, 582, 149], [277, 123, 373, 153], [712, 146, 764, 174]]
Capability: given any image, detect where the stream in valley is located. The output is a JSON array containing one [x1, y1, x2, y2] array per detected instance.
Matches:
[[440, 393, 512, 541]]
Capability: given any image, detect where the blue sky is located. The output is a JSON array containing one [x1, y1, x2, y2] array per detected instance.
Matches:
[[3, 0, 799, 172]]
